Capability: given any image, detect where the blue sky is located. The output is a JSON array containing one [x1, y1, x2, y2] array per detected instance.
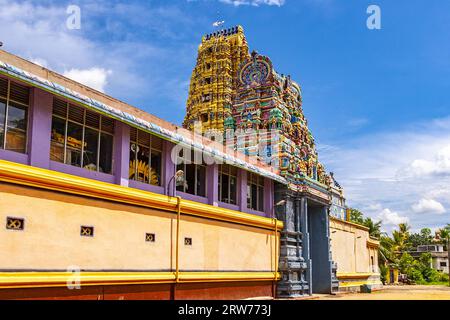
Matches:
[[1, 0, 449, 232]]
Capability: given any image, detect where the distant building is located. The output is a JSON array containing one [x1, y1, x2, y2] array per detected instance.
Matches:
[[329, 172, 346, 221], [411, 245, 449, 274]]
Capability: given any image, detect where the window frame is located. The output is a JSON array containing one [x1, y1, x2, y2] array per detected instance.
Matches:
[[247, 172, 265, 212], [176, 149, 207, 197], [129, 127, 164, 187], [50, 99, 115, 174], [218, 164, 238, 205], [0, 78, 30, 154]]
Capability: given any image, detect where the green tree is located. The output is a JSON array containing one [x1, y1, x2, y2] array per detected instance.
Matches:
[[408, 228, 433, 248], [438, 226, 450, 248], [379, 234, 397, 265], [348, 208, 364, 225], [392, 223, 411, 252], [398, 252, 424, 283], [363, 217, 382, 239], [378, 223, 450, 286]]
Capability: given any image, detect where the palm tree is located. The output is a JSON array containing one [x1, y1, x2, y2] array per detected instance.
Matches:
[[399, 223, 410, 235], [392, 223, 411, 253], [348, 208, 364, 224], [379, 234, 396, 265], [364, 217, 382, 239]]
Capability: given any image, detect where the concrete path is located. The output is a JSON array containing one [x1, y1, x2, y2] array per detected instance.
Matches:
[[316, 285, 450, 300]]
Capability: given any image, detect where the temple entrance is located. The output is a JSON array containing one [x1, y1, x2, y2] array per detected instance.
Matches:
[[307, 200, 333, 294]]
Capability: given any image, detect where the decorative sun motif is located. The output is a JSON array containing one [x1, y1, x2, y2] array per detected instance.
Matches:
[[240, 60, 270, 86]]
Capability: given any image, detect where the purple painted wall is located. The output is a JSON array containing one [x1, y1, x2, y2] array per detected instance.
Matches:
[[114, 121, 130, 187], [0, 149, 28, 164], [28, 88, 53, 169], [264, 178, 274, 218], [0, 73, 277, 219], [129, 180, 164, 195], [238, 169, 248, 213], [49, 160, 115, 183], [219, 201, 240, 212], [207, 164, 218, 206], [163, 140, 176, 196]]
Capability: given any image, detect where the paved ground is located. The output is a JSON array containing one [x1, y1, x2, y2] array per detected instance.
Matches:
[[316, 285, 450, 300]]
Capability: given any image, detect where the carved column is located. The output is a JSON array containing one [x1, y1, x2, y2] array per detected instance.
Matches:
[[299, 196, 312, 296], [275, 184, 309, 297]]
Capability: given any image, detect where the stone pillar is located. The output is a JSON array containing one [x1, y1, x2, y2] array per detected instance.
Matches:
[[113, 121, 130, 187], [28, 88, 53, 169], [299, 196, 312, 296], [238, 169, 247, 212], [275, 184, 309, 298]]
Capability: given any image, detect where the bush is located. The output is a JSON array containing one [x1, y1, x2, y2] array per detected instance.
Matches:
[[407, 268, 424, 283], [425, 269, 442, 283], [379, 265, 388, 284], [437, 272, 449, 283]]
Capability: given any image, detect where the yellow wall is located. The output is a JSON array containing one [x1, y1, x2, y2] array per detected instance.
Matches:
[[330, 217, 380, 280], [0, 182, 276, 272]]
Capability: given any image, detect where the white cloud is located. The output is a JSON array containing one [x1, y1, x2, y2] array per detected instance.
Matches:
[[401, 146, 450, 177], [219, 0, 285, 6], [63, 68, 112, 93], [319, 116, 450, 230], [411, 198, 446, 215], [0, 0, 197, 112], [377, 208, 409, 226]]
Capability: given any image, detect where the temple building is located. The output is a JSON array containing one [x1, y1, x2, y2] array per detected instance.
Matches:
[[0, 26, 381, 300], [0, 49, 283, 299], [184, 26, 381, 296]]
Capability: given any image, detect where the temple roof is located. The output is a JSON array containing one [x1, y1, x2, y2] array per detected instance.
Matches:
[[203, 25, 244, 41]]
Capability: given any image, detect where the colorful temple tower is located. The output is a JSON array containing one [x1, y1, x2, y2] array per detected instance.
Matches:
[[225, 51, 328, 186], [185, 26, 340, 297], [184, 27, 329, 187], [183, 26, 250, 133]]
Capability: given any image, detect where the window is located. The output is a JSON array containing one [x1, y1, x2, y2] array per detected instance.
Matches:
[[440, 262, 447, 267], [80, 226, 94, 237], [176, 149, 206, 197], [129, 127, 163, 186], [0, 78, 29, 154], [50, 98, 114, 174], [201, 113, 208, 123], [6, 217, 25, 231], [145, 233, 156, 242], [247, 173, 264, 212], [219, 164, 237, 205]]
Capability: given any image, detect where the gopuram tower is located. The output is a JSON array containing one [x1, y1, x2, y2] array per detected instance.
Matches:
[[183, 26, 250, 133], [184, 26, 340, 298]]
